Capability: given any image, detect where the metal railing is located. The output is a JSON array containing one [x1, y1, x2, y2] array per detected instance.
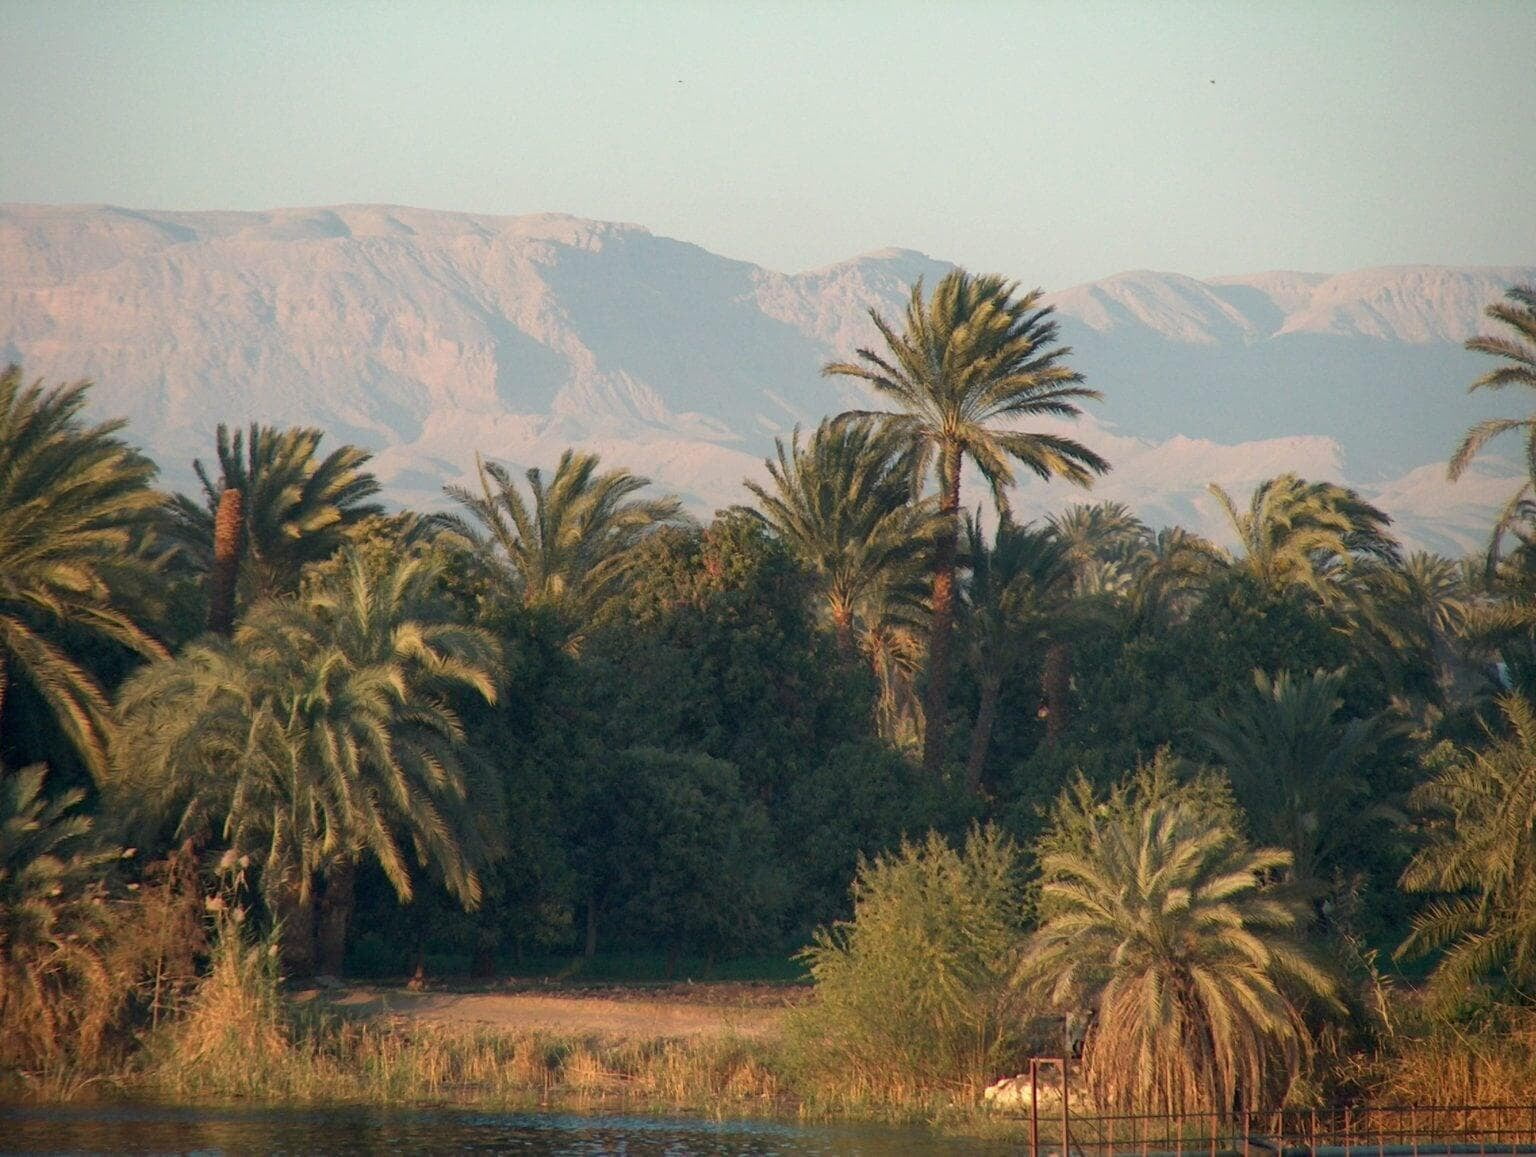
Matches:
[[1012, 1061, 1536, 1155]]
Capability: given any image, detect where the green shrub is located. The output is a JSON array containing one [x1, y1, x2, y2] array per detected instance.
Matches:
[[784, 824, 1026, 1106]]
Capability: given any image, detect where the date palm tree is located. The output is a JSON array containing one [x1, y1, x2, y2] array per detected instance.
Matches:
[[961, 515, 1074, 791], [825, 270, 1109, 774], [167, 423, 383, 632], [742, 418, 946, 656], [1449, 284, 1536, 558], [1199, 668, 1396, 885], [0, 366, 168, 781], [1020, 756, 1337, 1114], [1399, 693, 1536, 996], [113, 548, 502, 975], [443, 449, 684, 650], [0, 762, 125, 1070], [1208, 474, 1399, 604]]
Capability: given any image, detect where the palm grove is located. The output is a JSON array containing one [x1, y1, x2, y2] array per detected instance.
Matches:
[[5, 271, 1536, 1111]]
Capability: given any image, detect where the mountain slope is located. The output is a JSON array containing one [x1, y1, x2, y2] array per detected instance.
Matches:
[[1, 203, 1529, 550]]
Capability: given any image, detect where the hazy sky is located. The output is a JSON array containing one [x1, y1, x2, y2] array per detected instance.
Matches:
[[4, 1, 1534, 288]]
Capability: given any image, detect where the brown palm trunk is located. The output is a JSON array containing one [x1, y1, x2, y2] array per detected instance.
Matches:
[[316, 859, 356, 977], [921, 449, 962, 776], [207, 487, 245, 635], [1041, 642, 1071, 747], [277, 882, 318, 978], [830, 602, 855, 659], [965, 674, 1001, 796]]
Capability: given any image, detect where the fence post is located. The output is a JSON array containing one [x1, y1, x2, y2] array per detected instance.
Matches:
[[1029, 1059, 1039, 1157]]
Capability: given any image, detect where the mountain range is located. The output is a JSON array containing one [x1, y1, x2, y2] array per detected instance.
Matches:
[[2, 203, 1532, 555]]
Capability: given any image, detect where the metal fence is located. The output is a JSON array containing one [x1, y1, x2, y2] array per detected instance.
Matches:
[[1015, 1060, 1536, 1156]]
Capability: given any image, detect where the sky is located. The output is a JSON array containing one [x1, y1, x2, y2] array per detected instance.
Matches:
[[4, 0, 1535, 290]]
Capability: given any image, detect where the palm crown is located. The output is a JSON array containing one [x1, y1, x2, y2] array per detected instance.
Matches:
[[0, 366, 168, 781]]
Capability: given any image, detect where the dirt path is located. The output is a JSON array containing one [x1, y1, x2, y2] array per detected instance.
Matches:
[[294, 983, 802, 1040]]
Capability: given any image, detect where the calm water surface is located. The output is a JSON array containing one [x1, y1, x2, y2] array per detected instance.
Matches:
[[0, 1103, 1019, 1155]]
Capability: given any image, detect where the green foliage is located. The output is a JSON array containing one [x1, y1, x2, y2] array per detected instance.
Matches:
[[0, 366, 168, 782], [1200, 668, 1401, 884], [1399, 694, 1536, 999], [0, 763, 128, 1074], [112, 548, 504, 969], [442, 448, 685, 648], [1021, 753, 1337, 1114], [786, 825, 1026, 1101], [573, 747, 784, 960]]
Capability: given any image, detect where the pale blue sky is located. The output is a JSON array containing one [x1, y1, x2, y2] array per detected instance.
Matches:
[[4, 1, 1533, 288]]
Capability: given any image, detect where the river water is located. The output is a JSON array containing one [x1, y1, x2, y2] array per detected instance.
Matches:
[[0, 1103, 1019, 1154]]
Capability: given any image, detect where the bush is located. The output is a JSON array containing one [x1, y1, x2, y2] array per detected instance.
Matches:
[[784, 824, 1026, 1105]]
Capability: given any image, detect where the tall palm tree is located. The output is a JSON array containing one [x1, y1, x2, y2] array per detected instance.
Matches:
[[742, 418, 946, 656], [1208, 473, 1399, 604], [1020, 757, 1336, 1114], [442, 449, 684, 650], [961, 515, 1074, 790], [1399, 693, 1536, 995], [1449, 284, 1536, 558], [113, 548, 503, 975], [1199, 668, 1395, 885], [167, 423, 383, 630], [0, 762, 125, 1070], [0, 366, 169, 781], [824, 270, 1109, 774]]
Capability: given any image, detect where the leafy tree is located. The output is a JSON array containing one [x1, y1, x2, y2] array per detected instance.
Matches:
[[570, 747, 784, 966], [741, 417, 944, 656], [0, 366, 168, 782], [1208, 473, 1399, 605], [113, 548, 503, 974], [443, 449, 684, 650], [0, 763, 126, 1072], [1200, 668, 1398, 886], [1399, 694, 1536, 997], [825, 271, 1108, 774], [789, 825, 1025, 1099], [1020, 755, 1337, 1114], [1448, 284, 1536, 558], [166, 423, 382, 628]]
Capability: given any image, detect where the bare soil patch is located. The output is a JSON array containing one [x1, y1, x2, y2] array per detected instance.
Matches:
[[292, 981, 806, 1040]]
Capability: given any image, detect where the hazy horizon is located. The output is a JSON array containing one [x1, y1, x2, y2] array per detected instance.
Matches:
[[4, 1, 1534, 291]]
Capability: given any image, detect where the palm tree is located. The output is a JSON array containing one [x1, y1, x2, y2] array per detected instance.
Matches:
[[961, 515, 1074, 790], [1047, 500, 1151, 597], [742, 418, 946, 656], [443, 449, 684, 650], [0, 763, 125, 1070], [1200, 668, 1395, 885], [825, 270, 1109, 774], [114, 548, 503, 975], [1399, 693, 1536, 995], [1125, 526, 1225, 631], [1449, 284, 1536, 558], [0, 366, 169, 781], [1020, 756, 1337, 1114], [1208, 473, 1399, 604], [167, 423, 383, 630]]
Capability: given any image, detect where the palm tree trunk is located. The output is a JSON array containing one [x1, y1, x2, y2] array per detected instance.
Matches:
[[965, 674, 1001, 795], [830, 602, 856, 660], [276, 881, 319, 978], [584, 893, 599, 959], [207, 486, 245, 636], [316, 858, 356, 978], [1041, 642, 1071, 747], [922, 448, 962, 776]]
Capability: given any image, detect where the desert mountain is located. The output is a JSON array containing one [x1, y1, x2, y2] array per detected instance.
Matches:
[[1, 203, 1530, 554]]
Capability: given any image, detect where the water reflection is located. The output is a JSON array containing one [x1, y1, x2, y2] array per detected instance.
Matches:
[[0, 1103, 1017, 1154]]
